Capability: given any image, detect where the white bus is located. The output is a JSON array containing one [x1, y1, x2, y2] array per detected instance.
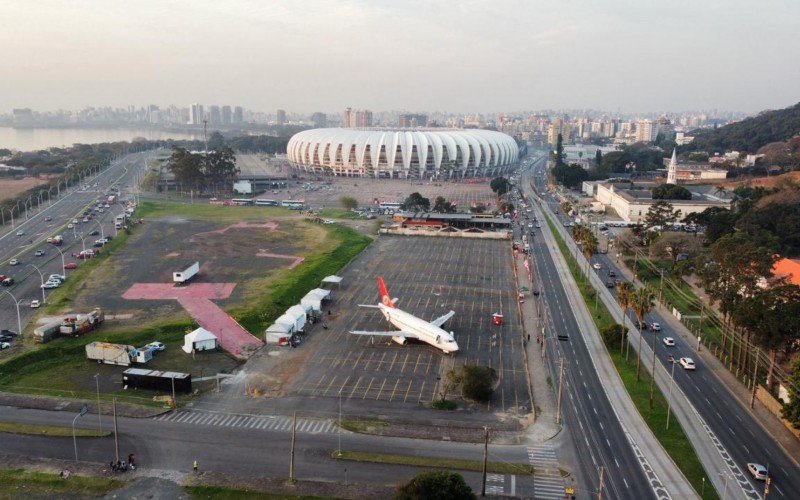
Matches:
[[230, 198, 254, 206], [254, 199, 279, 207], [378, 201, 402, 210], [281, 200, 305, 210]]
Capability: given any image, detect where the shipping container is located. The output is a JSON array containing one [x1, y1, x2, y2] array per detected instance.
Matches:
[[122, 368, 192, 394]]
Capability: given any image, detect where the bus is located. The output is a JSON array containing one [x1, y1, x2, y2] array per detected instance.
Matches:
[[378, 201, 402, 211], [230, 198, 254, 206], [281, 200, 305, 210], [254, 199, 279, 207]]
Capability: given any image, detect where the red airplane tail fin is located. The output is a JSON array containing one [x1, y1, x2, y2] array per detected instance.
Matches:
[[377, 276, 395, 308]]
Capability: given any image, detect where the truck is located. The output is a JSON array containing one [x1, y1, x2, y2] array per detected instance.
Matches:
[[107, 195, 116, 205], [34, 320, 63, 343], [48, 235, 63, 246], [122, 368, 192, 394], [59, 308, 105, 336], [173, 261, 199, 284], [86, 342, 137, 366]]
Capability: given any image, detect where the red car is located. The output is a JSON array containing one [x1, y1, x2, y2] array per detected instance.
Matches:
[[64, 262, 78, 269]]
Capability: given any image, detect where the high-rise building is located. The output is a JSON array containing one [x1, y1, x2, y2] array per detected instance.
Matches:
[[311, 112, 327, 127], [635, 119, 658, 143], [233, 106, 244, 124], [208, 105, 221, 126], [276, 109, 286, 126], [189, 103, 204, 125], [341, 107, 372, 127], [221, 105, 232, 125], [399, 113, 427, 128], [341, 107, 352, 127]]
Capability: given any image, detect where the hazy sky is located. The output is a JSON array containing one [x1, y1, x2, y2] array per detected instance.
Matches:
[[1, 0, 798, 114]]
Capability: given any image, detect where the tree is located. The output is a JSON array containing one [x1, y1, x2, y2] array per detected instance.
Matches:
[[648, 232, 703, 265], [395, 471, 475, 500], [631, 287, 655, 382], [616, 281, 634, 356], [490, 177, 511, 196], [683, 207, 737, 244], [438, 368, 461, 403], [781, 358, 800, 429], [433, 196, 454, 213], [552, 163, 589, 188], [340, 196, 358, 210], [204, 146, 239, 191], [555, 133, 565, 167], [469, 203, 487, 214], [460, 365, 496, 402], [595, 149, 602, 167], [651, 184, 692, 200], [207, 131, 226, 150], [168, 147, 204, 190], [644, 201, 681, 231], [600, 324, 627, 347], [401, 192, 430, 212]]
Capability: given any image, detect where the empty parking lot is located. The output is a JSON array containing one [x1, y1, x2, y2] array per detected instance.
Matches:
[[292, 236, 532, 413]]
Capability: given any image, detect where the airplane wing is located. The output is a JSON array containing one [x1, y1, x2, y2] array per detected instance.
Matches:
[[350, 330, 419, 339], [429, 310, 455, 328]]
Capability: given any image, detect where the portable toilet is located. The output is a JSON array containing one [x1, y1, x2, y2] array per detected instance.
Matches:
[[492, 313, 504, 326]]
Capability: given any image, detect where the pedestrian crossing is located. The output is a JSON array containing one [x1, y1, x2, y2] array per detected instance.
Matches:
[[154, 409, 336, 434], [485, 473, 505, 495], [527, 445, 566, 499]]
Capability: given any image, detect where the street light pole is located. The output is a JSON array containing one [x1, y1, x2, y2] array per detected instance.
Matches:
[[94, 373, 102, 431], [666, 359, 676, 429], [29, 264, 47, 304], [53, 246, 66, 276], [3, 290, 23, 335], [72, 404, 89, 464]]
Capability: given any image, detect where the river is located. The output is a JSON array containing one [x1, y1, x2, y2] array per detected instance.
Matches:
[[0, 127, 203, 152]]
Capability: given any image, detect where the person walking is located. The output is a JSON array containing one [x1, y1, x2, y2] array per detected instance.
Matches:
[[193, 460, 198, 473]]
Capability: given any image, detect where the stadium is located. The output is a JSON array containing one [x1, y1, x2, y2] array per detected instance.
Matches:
[[286, 128, 521, 178]]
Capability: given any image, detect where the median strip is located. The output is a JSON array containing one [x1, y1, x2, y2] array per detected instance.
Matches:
[[0, 422, 110, 437], [331, 450, 534, 475]]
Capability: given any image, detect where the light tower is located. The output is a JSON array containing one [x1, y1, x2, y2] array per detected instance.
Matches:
[[666, 148, 678, 185]]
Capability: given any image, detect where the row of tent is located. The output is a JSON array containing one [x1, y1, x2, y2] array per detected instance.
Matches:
[[264, 287, 332, 344]]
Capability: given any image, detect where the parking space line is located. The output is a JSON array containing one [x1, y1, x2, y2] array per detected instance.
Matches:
[[375, 378, 388, 400], [334, 375, 349, 397], [348, 376, 363, 399], [389, 379, 401, 401], [403, 379, 414, 402], [362, 377, 375, 399], [417, 380, 426, 403]]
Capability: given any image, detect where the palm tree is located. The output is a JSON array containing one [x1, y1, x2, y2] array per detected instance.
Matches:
[[616, 281, 634, 357], [631, 287, 655, 382], [714, 185, 727, 199]]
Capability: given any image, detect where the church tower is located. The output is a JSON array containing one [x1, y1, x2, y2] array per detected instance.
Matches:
[[666, 149, 678, 185]]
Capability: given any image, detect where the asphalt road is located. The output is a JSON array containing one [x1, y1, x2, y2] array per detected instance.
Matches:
[[536, 159, 799, 498], [514, 155, 655, 500], [0, 151, 153, 339]]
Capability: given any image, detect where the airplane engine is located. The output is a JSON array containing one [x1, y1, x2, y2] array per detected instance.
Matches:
[[392, 336, 408, 346]]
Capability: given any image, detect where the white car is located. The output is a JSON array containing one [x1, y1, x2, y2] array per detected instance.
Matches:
[[662, 337, 675, 346], [67, 223, 74, 229], [9, 259, 19, 266], [72, 219, 78, 224], [650, 322, 662, 331], [48, 274, 66, 282], [747, 463, 768, 481], [41, 280, 60, 289], [30, 299, 40, 309], [0, 342, 10, 350], [15, 230, 24, 236], [679, 357, 696, 370], [146, 342, 166, 351], [592, 263, 602, 270]]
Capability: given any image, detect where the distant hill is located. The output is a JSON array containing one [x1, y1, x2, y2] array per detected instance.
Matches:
[[684, 101, 800, 153]]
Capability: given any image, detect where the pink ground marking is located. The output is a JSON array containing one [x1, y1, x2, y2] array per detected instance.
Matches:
[[256, 251, 304, 269], [122, 282, 261, 359], [165, 252, 180, 257]]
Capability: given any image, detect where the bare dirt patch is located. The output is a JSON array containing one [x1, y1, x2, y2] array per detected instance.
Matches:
[[0, 177, 48, 201]]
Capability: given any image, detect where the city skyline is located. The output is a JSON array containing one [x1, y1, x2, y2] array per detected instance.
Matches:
[[1, 0, 798, 114]]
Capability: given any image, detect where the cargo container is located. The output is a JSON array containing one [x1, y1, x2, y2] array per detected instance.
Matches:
[[86, 342, 136, 366], [34, 320, 62, 343], [122, 368, 192, 394], [173, 261, 199, 284]]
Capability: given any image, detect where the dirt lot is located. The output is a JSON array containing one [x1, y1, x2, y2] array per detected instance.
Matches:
[[0, 177, 49, 201]]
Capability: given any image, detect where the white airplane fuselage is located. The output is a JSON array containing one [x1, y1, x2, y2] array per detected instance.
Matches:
[[379, 303, 459, 354]]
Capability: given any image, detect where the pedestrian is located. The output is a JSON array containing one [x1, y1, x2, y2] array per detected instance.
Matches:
[[527, 334, 530, 342], [193, 460, 198, 473]]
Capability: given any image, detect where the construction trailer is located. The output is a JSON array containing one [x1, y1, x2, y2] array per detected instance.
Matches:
[[122, 368, 192, 394], [173, 261, 200, 284], [86, 342, 136, 366], [264, 323, 291, 345], [60, 308, 105, 336], [34, 320, 63, 343]]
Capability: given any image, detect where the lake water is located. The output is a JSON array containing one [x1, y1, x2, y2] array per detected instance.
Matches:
[[0, 127, 203, 152]]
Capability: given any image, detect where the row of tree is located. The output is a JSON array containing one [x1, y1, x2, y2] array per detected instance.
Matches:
[[167, 146, 239, 193]]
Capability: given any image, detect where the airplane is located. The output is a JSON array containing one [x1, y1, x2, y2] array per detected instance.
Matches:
[[350, 276, 459, 354]]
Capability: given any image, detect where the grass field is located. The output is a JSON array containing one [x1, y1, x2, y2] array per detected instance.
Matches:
[[0, 200, 372, 405], [185, 485, 333, 499], [331, 450, 534, 475], [0, 422, 110, 437], [0, 469, 125, 497], [546, 215, 718, 500], [0, 177, 49, 202]]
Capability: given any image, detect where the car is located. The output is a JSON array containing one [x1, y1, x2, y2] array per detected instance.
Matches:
[[528, 223, 533, 228], [35, 249, 45, 257], [592, 263, 602, 270], [146, 342, 166, 351], [30, 299, 40, 308], [98, 209, 104, 213], [9, 259, 19, 266], [0, 342, 10, 350], [608, 271, 616, 278], [679, 357, 696, 370], [535, 223, 541, 228], [605, 280, 616, 288], [650, 322, 662, 331], [82, 217, 90, 223], [15, 230, 24, 236], [747, 463, 768, 481], [44, 216, 52, 222], [48, 274, 66, 282], [532, 289, 540, 296], [64, 262, 78, 270], [662, 337, 675, 346], [2, 278, 15, 287], [72, 219, 78, 224], [41, 281, 60, 289], [67, 223, 74, 229], [89, 230, 100, 236]]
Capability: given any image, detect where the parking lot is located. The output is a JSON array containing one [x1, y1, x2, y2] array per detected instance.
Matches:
[[291, 236, 532, 413]]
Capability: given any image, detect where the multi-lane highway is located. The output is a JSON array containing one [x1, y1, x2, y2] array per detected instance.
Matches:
[[0, 151, 153, 338], [533, 156, 800, 498]]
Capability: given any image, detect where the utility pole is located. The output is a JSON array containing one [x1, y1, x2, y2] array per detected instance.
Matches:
[[597, 466, 605, 500], [289, 411, 297, 482], [556, 358, 565, 425], [750, 356, 759, 409], [481, 426, 489, 497], [112, 397, 119, 463]]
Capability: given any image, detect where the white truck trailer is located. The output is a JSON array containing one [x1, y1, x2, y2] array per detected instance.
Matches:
[[86, 342, 136, 366], [173, 261, 200, 284]]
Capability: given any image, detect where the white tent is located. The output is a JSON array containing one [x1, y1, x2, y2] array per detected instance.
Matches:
[[275, 314, 297, 334], [182, 327, 218, 353], [285, 305, 307, 332], [301, 288, 331, 312], [264, 322, 291, 345], [321, 275, 343, 288]]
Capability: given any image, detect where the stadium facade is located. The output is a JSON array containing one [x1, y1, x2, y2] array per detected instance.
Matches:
[[287, 128, 521, 178]]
